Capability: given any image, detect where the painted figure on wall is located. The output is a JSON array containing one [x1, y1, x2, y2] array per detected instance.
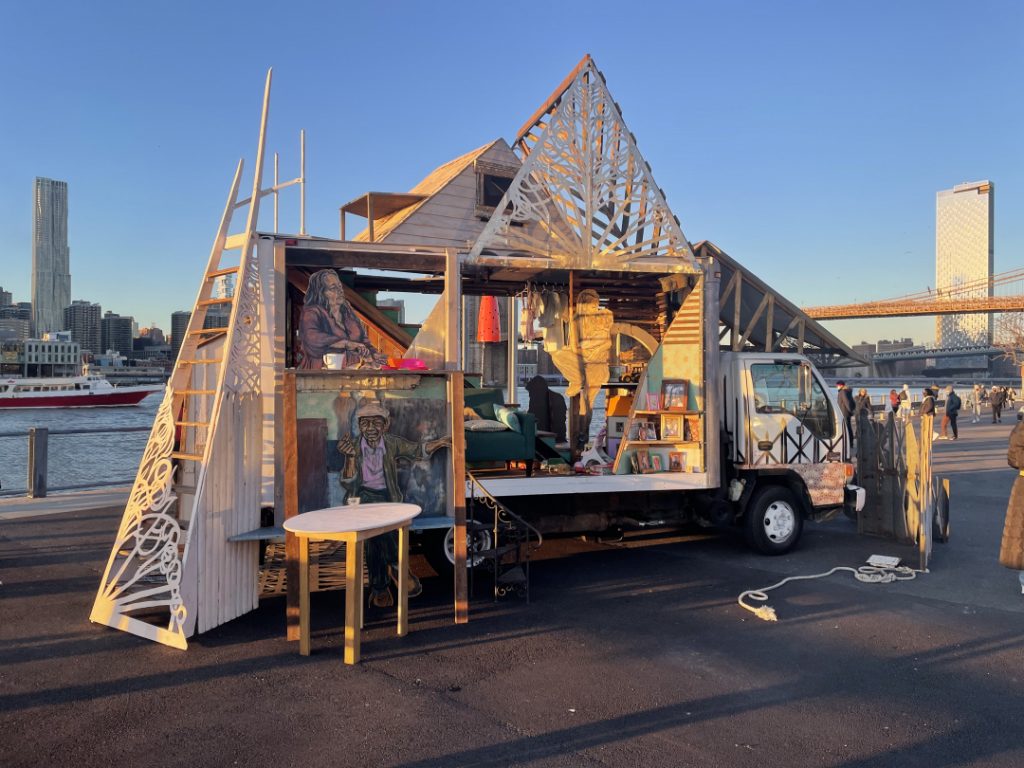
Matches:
[[337, 401, 449, 608], [298, 269, 387, 369]]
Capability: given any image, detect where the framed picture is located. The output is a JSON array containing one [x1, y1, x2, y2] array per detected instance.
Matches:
[[611, 419, 625, 436], [631, 447, 651, 474], [634, 421, 657, 440], [685, 415, 701, 442], [668, 451, 686, 472], [662, 379, 689, 411], [661, 413, 683, 440], [644, 391, 662, 410], [650, 454, 664, 472]]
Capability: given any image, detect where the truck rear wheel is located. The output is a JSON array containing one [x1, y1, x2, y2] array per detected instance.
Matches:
[[745, 486, 802, 555], [422, 526, 493, 578]]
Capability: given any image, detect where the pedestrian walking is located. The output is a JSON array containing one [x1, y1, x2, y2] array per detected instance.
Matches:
[[888, 388, 901, 418], [920, 387, 937, 436], [940, 385, 961, 440], [992, 386, 1006, 423], [837, 380, 855, 439], [999, 420, 1024, 594], [972, 383, 983, 423], [900, 384, 912, 422]]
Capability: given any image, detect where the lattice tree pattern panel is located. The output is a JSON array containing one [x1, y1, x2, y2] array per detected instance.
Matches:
[[468, 58, 699, 271], [90, 395, 188, 648]]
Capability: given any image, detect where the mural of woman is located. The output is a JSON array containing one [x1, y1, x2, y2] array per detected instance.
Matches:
[[298, 269, 388, 369]]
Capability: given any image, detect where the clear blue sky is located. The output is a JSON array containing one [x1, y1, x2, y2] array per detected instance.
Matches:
[[1, 0, 1021, 347]]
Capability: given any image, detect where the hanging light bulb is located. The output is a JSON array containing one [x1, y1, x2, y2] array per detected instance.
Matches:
[[476, 296, 501, 343]]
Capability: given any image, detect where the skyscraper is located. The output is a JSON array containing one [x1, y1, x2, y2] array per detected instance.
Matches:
[[64, 300, 102, 354], [101, 311, 134, 358], [170, 310, 191, 360], [31, 178, 71, 336], [0, 286, 12, 307], [935, 180, 994, 348]]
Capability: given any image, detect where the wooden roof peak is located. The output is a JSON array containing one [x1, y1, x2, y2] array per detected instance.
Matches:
[[352, 139, 505, 243]]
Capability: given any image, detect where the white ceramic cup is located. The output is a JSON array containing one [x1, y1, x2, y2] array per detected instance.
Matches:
[[323, 353, 345, 370]]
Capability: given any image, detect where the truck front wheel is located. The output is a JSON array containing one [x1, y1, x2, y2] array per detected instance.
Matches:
[[745, 486, 802, 555]]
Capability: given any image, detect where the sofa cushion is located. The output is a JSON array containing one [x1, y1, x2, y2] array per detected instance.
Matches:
[[463, 387, 503, 420], [495, 405, 522, 433], [465, 419, 508, 432]]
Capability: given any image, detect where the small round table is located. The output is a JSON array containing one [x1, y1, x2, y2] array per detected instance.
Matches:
[[284, 502, 421, 664]]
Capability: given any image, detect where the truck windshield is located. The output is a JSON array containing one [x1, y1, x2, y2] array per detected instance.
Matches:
[[750, 362, 835, 440]]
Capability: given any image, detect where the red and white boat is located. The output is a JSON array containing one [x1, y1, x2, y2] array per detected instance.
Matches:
[[0, 375, 163, 408]]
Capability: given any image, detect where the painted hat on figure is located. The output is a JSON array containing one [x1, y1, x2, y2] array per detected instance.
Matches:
[[356, 401, 390, 421]]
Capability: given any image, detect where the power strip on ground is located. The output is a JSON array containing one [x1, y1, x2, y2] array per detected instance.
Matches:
[[866, 554, 901, 568]]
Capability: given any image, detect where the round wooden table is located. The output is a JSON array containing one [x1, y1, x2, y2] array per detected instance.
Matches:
[[284, 502, 421, 664]]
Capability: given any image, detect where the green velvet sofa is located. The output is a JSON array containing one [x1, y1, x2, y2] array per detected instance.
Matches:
[[463, 387, 537, 476]]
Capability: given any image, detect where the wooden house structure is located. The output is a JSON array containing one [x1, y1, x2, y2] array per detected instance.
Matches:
[[91, 57, 858, 649]]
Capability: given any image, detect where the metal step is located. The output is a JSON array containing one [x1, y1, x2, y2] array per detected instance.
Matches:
[[197, 297, 233, 307], [177, 358, 223, 365], [497, 566, 527, 585]]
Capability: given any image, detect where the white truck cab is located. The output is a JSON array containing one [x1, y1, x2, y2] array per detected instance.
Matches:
[[718, 352, 865, 553]]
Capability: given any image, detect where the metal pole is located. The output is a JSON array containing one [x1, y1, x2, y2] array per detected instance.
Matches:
[[273, 152, 279, 233], [28, 427, 48, 498], [299, 129, 306, 235], [506, 296, 517, 404], [703, 259, 721, 482]]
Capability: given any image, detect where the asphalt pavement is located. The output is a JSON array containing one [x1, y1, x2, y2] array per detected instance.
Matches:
[[1, 418, 1023, 767]]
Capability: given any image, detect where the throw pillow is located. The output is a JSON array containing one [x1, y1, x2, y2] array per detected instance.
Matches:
[[495, 405, 522, 433], [464, 419, 509, 432]]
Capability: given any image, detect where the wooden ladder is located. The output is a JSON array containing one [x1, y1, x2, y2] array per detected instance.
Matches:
[[91, 69, 278, 649]]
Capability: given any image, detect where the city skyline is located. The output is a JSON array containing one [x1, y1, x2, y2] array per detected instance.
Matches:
[[1, 3, 1021, 348]]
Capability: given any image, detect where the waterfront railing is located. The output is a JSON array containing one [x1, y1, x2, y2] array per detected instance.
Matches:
[[0, 426, 148, 498]]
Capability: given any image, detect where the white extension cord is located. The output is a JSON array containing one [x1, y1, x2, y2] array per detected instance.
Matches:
[[738, 564, 922, 622]]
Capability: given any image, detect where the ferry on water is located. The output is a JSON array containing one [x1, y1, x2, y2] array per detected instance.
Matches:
[[0, 374, 163, 409]]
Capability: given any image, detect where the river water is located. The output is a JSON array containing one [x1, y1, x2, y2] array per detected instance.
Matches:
[[0, 394, 160, 495]]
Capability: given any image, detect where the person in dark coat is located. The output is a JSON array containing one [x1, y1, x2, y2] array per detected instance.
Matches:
[[940, 385, 962, 440], [919, 388, 937, 430], [1000, 421, 1024, 594], [991, 386, 1006, 423], [836, 381, 855, 440]]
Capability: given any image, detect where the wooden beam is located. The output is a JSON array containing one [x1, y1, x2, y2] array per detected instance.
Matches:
[[283, 371, 300, 642], [447, 373, 468, 624]]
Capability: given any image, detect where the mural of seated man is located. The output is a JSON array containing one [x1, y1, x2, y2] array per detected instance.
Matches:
[[337, 401, 450, 608], [299, 268, 388, 369]]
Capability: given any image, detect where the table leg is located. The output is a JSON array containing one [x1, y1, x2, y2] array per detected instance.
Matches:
[[299, 536, 310, 656], [344, 535, 362, 664], [398, 525, 409, 637], [358, 541, 364, 630]]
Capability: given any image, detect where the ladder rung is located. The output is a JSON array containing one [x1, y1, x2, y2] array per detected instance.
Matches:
[[198, 297, 233, 307], [175, 421, 210, 428], [174, 484, 197, 495], [177, 358, 223, 365], [171, 452, 204, 462], [189, 328, 227, 336], [177, 389, 216, 396], [207, 266, 240, 279], [224, 233, 249, 250]]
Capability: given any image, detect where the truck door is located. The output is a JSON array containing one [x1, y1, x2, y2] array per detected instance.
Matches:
[[747, 360, 844, 465]]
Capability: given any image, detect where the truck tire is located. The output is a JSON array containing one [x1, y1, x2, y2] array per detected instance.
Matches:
[[745, 486, 803, 555], [422, 526, 493, 578]]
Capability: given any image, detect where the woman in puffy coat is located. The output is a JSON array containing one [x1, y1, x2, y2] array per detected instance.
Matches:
[[1000, 421, 1024, 594]]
